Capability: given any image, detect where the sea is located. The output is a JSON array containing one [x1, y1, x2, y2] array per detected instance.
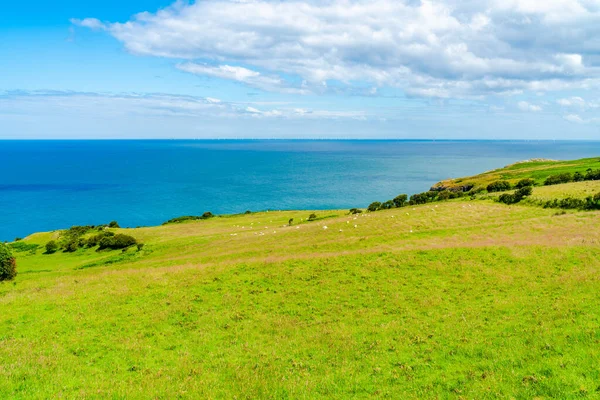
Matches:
[[2, 140, 600, 241]]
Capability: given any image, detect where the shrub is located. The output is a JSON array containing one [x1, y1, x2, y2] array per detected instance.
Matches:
[[393, 194, 408, 208], [65, 225, 94, 239], [380, 200, 395, 210], [108, 221, 120, 228], [487, 180, 512, 193], [201, 212, 214, 219], [437, 191, 451, 201], [0, 243, 17, 281], [367, 202, 382, 212], [573, 172, 584, 182], [244, 210, 252, 214], [349, 208, 362, 214], [409, 192, 437, 205], [45, 240, 58, 254], [63, 239, 80, 253], [98, 234, 138, 251], [544, 173, 573, 186], [514, 186, 533, 199], [288, 218, 294, 226], [585, 169, 600, 181], [498, 193, 516, 205], [515, 178, 535, 189], [86, 231, 114, 248], [308, 213, 317, 221]]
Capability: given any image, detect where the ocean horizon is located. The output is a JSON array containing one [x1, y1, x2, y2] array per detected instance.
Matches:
[[2, 139, 600, 241]]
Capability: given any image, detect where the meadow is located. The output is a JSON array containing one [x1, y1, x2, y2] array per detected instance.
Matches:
[[2, 159, 600, 398]]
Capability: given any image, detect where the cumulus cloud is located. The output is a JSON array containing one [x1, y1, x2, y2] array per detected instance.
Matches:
[[73, 0, 600, 98], [518, 101, 543, 112]]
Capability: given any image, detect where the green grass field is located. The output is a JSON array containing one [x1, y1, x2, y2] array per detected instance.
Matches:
[[434, 157, 600, 190], [2, 160, 600, 398]]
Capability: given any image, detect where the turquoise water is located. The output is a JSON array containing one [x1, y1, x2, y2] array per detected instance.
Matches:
[[2, 140, 600, 241]]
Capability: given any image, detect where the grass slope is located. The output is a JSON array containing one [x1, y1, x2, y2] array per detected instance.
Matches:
[[2, 161, 600, 398], [434, 157, 600, 190]]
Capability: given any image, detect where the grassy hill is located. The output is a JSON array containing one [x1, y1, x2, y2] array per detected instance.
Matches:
[[433, 157, 600, 190], [2, 159, 600, 398]]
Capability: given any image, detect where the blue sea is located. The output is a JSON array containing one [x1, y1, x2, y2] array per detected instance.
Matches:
[[2, 140, 600, 241]]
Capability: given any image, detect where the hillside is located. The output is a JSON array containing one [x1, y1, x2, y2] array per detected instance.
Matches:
[[432, 157, 600, 191], [2, 159, 600, 398]]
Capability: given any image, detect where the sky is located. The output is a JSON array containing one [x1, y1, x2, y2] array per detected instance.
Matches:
[[1, 0, 600, 139]]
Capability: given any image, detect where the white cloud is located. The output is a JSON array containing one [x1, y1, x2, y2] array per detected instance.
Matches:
[[563, 114, 585, 124], [0, 90, 366, 121], [176, 63, 308, 94], [74, 0, 600, 98], [557, 96, 600, 109], [70, 18, 106, 30], [518, 101, 542, 112]]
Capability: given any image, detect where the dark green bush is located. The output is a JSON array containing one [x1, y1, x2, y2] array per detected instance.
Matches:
[[498, 193, 516, 205], [65, 225, 94, 238], [45, 240, 58, 254], [380, 200, 395, 210], [63, 239, 80, 253], [409, 191, 437, 205], [163, 212, 214, 225], [487, 180, 512, 193], [0, 243, 17, 281], [108, 221, 120, 228], [585, 169, 600, 181], [349, 208, 362, 214], [437, 191, 451, 200], [393, 194, 408, 208], [367, 202, 382, 212], [573, 172, 584, 182], [514, 186, 533, 199], [308, 213, 317, 221], [86, 231, 114, 248], [515, 178, 535, 189], [98, 234, 138, 251], [544, 173, 573, 186]]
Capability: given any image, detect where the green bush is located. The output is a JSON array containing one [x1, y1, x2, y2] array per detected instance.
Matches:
[[393, 194, 408, 208], [45, 240, 58, 254], [63, 239, 80, 253], [544, 173, 573, 186], [349, 208, 362, 214], [367, 202, 382, 212], [487, 180, 512, 193], [585, 169, 600, 181], [514, 186, 533, 199], [0, 243, 17, 281], [380, 200, 395, 210], [409, 191, 437, 205], [515, 178, 535, 189], [437, 191, 451, 201], [98, 234, 138, 251], [108, 221, 120, 228], [498, 193, 516, 205], [573, 172, 584, 182], [308, 213, 317, 221]]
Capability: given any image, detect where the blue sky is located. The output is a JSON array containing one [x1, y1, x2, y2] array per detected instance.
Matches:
[[1, 0, 600, 139]]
